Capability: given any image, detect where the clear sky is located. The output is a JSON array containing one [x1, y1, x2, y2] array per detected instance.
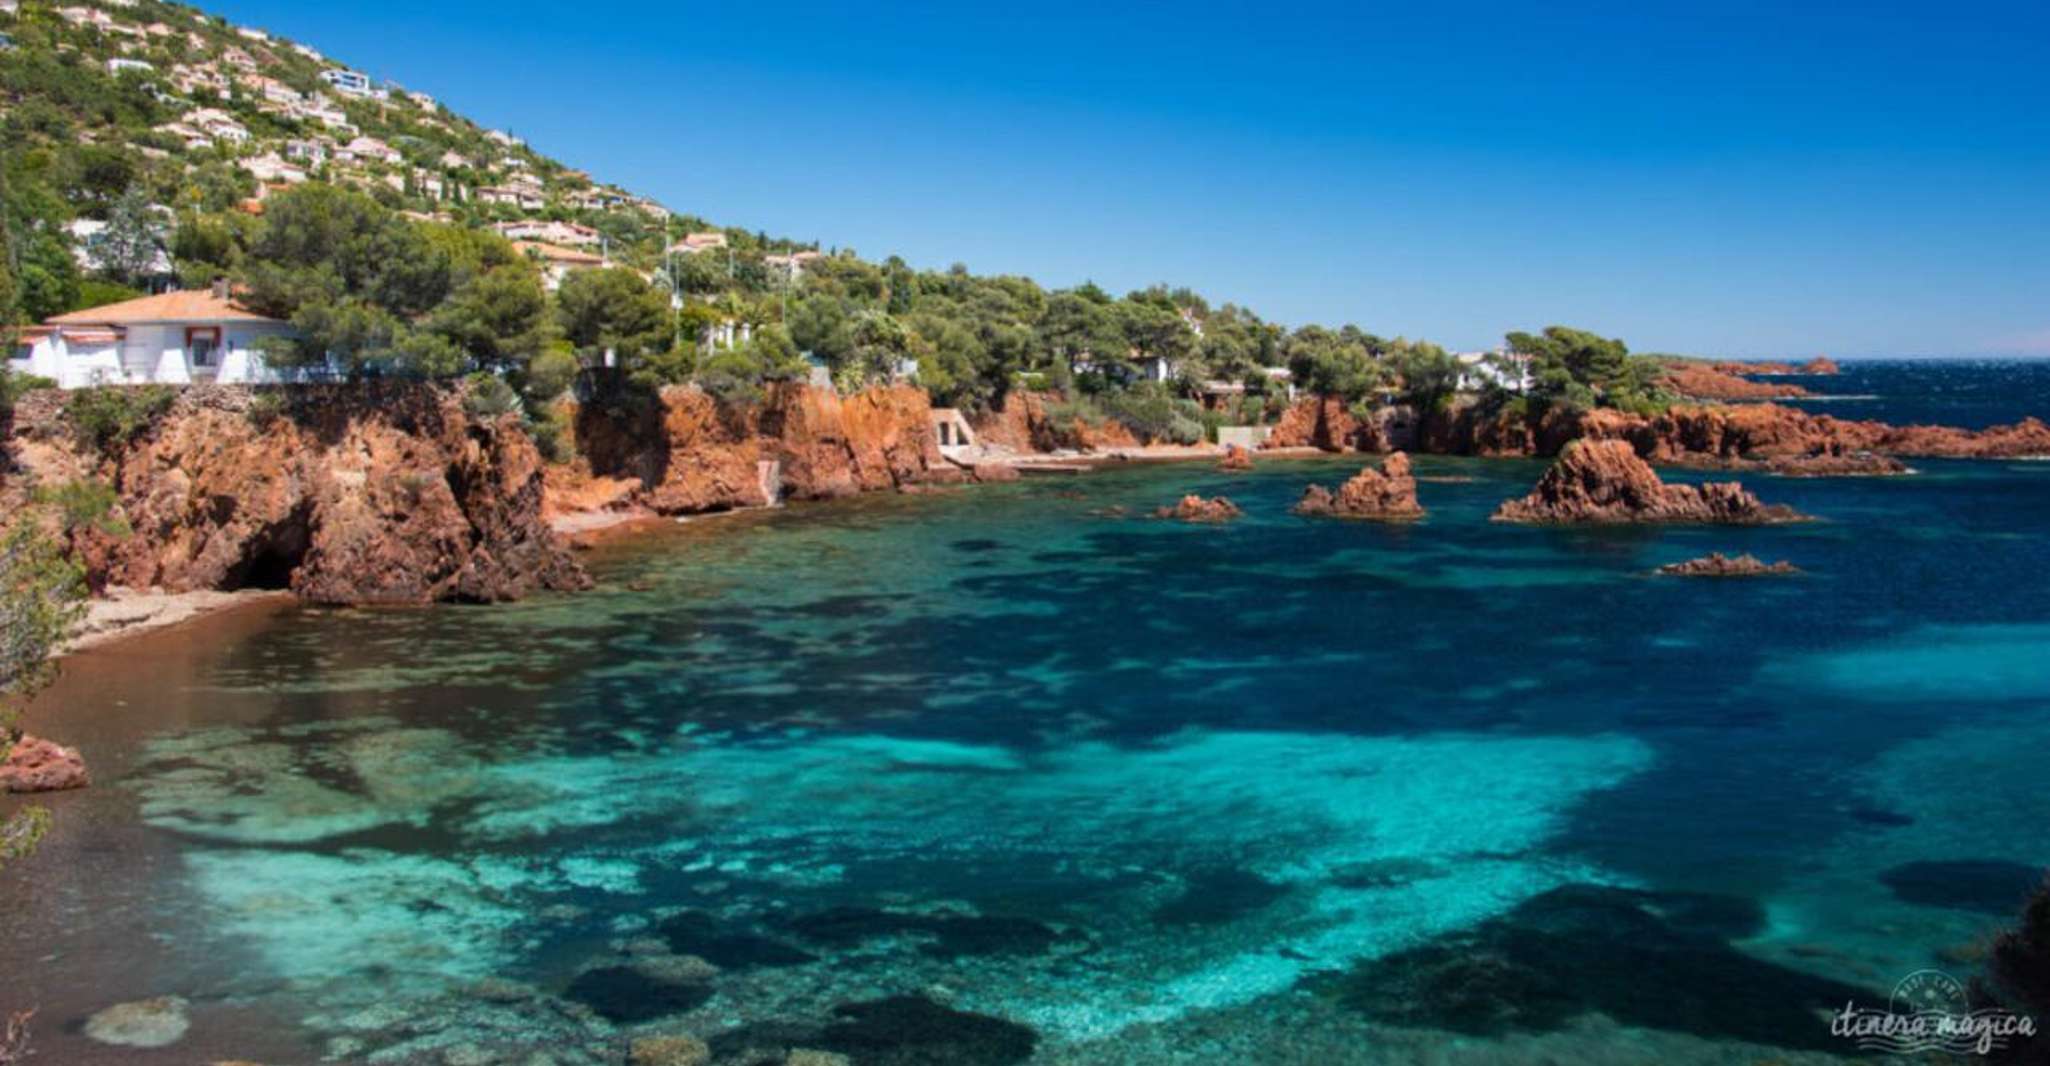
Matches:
[[204, 0, 2049, 357]]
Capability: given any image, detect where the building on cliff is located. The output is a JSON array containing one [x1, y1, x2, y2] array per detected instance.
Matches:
[[10, 286, 299, 388]]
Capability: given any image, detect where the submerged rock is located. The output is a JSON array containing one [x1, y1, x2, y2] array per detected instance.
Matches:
[[1, 734, 89, 793], [1293, 452, 1425, 520], [786, 1051, 853, 1066], [628, 1034, 711, 1066], [782, 906, 1060, 959], [1153, 495, 1242, 522], [1880, 859, 2042, 915], [83, 996, 190, 1048], [1656, 553, 1800, 577], [1493, 440, 1805, 524], [656, 911, 816, 969], [1318, 884, 1871, 1050], [564, 966, 713, 1024], [817, 995, 1037, 1066]]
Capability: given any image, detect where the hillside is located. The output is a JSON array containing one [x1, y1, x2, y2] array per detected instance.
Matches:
[[1, 0, 1682, 437]]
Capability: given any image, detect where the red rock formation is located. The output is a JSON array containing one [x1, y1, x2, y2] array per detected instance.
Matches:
[[570, 382, 950, 516], [1664, 362, 1812, 401], [8, 385, 587, 605], [1801, 357, 1841, 375], [1294, 452, 1425, 520], [1, 735, 90, 793], [1493, 440, 1806, 524], [967, 391, 1145, 453], [1264, 397, 1392, 452], [1154, 495, 1242, 522], [1657, 552, 1800, 577], [1421, 398, 2049, 469], [1708, 358, 1840, 376], [969, 461, 1020, 483], [1219, 444, 1254, 471]]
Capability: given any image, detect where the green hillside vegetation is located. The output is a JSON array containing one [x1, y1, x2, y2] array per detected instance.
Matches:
[[0, 0, 1673, 437]]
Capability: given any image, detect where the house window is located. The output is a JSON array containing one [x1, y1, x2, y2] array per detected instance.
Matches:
[[187, 327, 221, 368]]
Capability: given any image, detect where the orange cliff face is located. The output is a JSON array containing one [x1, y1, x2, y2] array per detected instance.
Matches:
[[2, 385, 589, 605], [563, 381, 955, 518]]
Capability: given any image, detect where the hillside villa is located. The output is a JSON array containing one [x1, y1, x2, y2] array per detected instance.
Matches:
[[513, 241, 607, 291], [9, 285, 298, 389]]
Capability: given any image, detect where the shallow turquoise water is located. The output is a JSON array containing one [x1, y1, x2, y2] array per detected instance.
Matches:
[[6, 363, 2050, 1064]]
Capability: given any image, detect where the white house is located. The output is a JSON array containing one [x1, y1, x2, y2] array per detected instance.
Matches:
[[668, 232, 728, 255], [476, 185, 544, 211], [10, 287, 299, 388], [238, 153, 307, 184], [492, 219, 599, 247], [185, 107, 250, 143], [763, 250, 823, 278], [513, 241, 605, 292], [320, 68, 371, 96], [1454, 350, 1532, 393], [340, 135, 402, 165], [106, 57, 155, 76]]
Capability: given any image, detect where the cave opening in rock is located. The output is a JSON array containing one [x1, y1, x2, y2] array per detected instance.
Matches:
[[227, 503, 314, 592], [237, 546, 301, 591]]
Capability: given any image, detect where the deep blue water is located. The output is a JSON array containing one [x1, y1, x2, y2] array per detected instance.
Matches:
[[4, 360, 2048, 1064], [1774, 357, 2050, 428]]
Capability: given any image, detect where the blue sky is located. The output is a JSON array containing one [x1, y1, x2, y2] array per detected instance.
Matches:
[[206, 1, 2049, 357]]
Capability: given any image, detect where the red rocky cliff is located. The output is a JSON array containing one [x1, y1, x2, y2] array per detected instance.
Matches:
[[1493, 439, 1806, 524], [567, 382, 953, 516], [5, 385, 587, 605]]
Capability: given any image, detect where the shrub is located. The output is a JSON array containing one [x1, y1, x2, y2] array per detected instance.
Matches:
[[65, 385, 175, 453], [0, 370, 57, 411], [30, 478, 129, 539], [522, 346, 580, 405], [526, 408, 576, 464], [461, 372, 520, 419]]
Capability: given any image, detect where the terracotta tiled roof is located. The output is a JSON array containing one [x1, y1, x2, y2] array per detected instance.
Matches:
[[46, 289, 281, 326]]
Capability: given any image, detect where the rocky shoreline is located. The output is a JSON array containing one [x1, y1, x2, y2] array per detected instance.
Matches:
[[4, 382, 2045, 638]]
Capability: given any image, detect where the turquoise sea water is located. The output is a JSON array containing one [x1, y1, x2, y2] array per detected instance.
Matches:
[[5, 361, 2050, 1064]]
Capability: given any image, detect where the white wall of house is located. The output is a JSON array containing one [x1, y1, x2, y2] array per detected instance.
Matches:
[[11, 321, 300, 388]]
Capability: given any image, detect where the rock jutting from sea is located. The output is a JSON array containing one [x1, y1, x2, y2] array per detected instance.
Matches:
[[1492, 440, 1807, 525], [1155, 495, 1243, 522], [1657, 553, 1801, 577], [1, 734, 90, 793], [1293, 452, 1425, 520]]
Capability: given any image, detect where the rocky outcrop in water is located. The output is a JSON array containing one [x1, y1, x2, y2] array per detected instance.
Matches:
[[4, 385, 587, 605], [1663, 362, 1812, 401], [1155, 495, 1242, 522], [1, 734, 89, 792], [567, 382, 953, 517], [1493, 440, 1806, 524], [1402, 397, 2050, 470], [1710, 357, 1839, 376], [1219, 444, 1254, 471], [1657, 553, 1800, 577], [1294, 452, 1425, 519]]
